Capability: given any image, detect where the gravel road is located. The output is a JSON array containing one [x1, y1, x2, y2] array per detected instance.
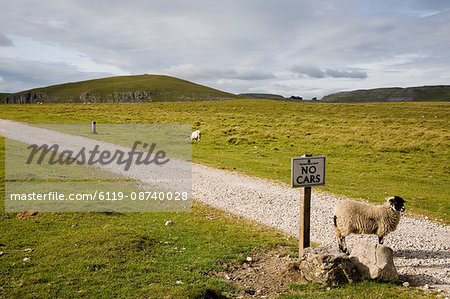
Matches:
[[2, 119, 449, 295]]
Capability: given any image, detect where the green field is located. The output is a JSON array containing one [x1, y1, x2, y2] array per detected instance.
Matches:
[[1, 99, 448, 223], [0, 99, 448, 297]]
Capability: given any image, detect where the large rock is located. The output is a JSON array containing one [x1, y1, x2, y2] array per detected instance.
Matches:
[[349, 242, 398, 281], [299, 246, 362, 285]]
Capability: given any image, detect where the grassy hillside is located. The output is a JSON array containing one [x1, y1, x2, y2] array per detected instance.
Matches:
[[322, 85, 450, 103], [1, 100, 448, 224], [239, 93, 286, 100], [1, 75, 239, 104]]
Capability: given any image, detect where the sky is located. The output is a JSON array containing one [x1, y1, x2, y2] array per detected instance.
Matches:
[[0, 0, 449, 99]]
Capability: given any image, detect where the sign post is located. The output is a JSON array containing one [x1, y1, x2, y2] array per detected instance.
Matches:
[[291, 155, 326, 258]]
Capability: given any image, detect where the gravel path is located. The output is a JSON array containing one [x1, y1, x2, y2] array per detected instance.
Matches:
[[2, 119, 449, 295]]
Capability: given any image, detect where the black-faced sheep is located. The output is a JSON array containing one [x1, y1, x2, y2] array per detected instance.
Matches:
[[190, 130, 201, 142], [333, 196, 406, 254]]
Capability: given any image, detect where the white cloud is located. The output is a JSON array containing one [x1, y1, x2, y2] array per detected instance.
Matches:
[[165, 64, 274, 81], [290, 65, 367, 79], [0, 0, 449, 96], [325, 69, 367, 79], [291, 65, 325, 78], [0, 57, 119, 92], [0, 35, 127, 75]]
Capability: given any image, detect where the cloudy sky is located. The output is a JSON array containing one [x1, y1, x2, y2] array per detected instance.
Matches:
[[1, 0, 449, 98]]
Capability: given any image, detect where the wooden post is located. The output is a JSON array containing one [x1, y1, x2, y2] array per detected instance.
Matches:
[[92, 121, 97, 134], [299, 186, 311, 257], [299, 154, 312, 258]]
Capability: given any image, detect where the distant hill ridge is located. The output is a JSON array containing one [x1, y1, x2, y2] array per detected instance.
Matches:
[[3, 75, 450, 104], [239, 93, 286, 100], [1, 74, 239, 104], [322, 85, 450, 103]]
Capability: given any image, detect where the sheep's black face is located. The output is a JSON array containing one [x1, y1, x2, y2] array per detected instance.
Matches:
[[389, 196, 406, 212]]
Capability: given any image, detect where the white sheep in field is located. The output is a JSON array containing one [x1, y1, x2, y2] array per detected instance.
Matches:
[[190, 130, 201, 142], [333, 196, 406, 254]]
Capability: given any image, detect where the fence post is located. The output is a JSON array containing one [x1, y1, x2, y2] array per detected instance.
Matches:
[[92, 121, 97, 134]]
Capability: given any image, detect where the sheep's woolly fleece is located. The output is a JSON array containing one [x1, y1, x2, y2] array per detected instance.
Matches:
[[333, 199, 403, 253], [1, 119, 449, 295]]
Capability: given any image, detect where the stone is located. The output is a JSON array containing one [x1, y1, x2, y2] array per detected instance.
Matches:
[[17, 211, 38, 219], [349, 242, 398, 281], [298, 246, 362, 285], [165, 221, 174, 226]]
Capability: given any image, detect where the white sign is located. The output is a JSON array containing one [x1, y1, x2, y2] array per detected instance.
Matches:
[[291, 156, 326, 188]]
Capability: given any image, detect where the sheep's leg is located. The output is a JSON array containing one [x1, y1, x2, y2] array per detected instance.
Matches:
[[335, 231, 343, 252], [378, 236, 384, 245], [336, 233, 348, 254], [340, 236, 348, 254], [334, 216, 348, 254]]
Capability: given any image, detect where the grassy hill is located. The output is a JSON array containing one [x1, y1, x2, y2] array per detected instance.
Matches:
[[322, 85, 450, 103], [239, 93, 286, 100], [1, 75, 240, 104]]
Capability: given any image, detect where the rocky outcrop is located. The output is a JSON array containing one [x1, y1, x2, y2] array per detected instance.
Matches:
[[292, 243, 399, 285], [349, 242, 398, 281], [3, 91, 48, 104], [2, 90, 155, 104], [79, 91, 153, 102], [298, 246, 362, 285]]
